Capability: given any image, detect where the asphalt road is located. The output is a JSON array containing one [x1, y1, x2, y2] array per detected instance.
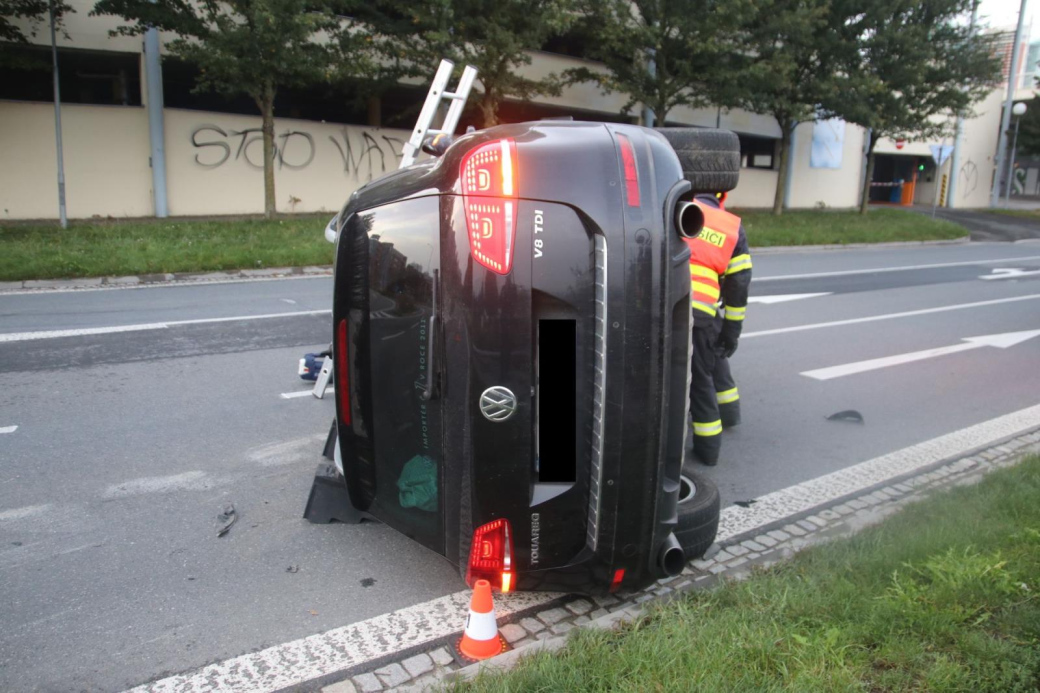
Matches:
[[2, 239, 1040, 691]]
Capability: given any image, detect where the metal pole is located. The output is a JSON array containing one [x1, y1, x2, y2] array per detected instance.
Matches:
[[144, 27, 169, 218], [642, 50, 656, 128], [1005, 116, 1021, 205], [948, 0, 979, 208], [783, 123, 797, 208], [49, 0, 67, 229], [990, 0, 1028, 207]]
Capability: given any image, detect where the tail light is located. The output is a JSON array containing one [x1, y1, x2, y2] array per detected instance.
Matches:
[[466, 518, 515, 593], [336, 318, 351, 425], [460, 139, 519, 275], [617, 134, 640, 207]]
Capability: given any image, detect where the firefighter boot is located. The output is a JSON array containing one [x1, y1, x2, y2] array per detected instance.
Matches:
[[692, 423, 722, 466], [712, 353, 741, 429]]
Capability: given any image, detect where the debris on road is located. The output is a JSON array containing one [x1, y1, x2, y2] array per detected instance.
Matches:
[[216, 503, 237, 537], [287, 565, 300, 574], [733, 499, 757, 508], [826, 410, 864, 424]]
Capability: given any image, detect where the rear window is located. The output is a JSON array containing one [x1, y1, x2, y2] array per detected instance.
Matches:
[[361, 197, 443, 550]]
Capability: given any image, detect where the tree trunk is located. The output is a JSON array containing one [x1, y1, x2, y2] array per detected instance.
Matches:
[[859, 132, 879, 215], [772, 119, 793, 216], [258, 86, 277, 220], [479, 91, 498, 129]]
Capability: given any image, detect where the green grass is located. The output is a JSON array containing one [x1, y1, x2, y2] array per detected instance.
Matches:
[[737, 208, 969, 247], [0, 207, 969, 282], [0, 216, 333, 282], [455, 455, 1040, 693]]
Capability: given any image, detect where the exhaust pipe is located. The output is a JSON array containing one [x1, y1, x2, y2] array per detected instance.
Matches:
[[656, 533, 686, 577], [674, 202, 704, 239]]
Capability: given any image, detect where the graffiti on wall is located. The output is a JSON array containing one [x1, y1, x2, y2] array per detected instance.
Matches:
[[190, 125, 407, 180], [957, 159, 978, 199]]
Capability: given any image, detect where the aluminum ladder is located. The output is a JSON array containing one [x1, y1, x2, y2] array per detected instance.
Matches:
[[398, 59, 478, 168]]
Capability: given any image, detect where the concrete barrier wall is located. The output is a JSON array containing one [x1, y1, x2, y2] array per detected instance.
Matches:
[[0, 101, 153, 219], [163, 109, 410, 216]]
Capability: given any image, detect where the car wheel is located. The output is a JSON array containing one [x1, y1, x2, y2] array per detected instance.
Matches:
[[676, 472, 721, 560], [656, 128, 741, 194]]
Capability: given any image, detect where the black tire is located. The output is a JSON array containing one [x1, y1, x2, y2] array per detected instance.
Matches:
[[675, 472, 721, 560], [656, 128, 741, 194]]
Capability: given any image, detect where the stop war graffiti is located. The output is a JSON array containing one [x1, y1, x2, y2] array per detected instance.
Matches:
[[190, 125, 406, 180]]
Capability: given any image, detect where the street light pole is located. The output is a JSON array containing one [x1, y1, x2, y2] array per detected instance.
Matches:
[[49, 0, 67, 229], [1005, 102, 1028, 206], [990, 0, 1028, 207]]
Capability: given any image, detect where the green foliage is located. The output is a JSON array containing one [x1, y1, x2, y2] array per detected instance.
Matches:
[[822, 0, 1001, 143], [566, 0, 751, 125], [452, 455, 1040, 692], [1016, 96, 1040, 157], [0, 0, 73, 68], [365, 0, 574, 127]]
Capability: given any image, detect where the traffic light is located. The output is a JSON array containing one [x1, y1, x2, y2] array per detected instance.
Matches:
[[918, 164, 925, 171]]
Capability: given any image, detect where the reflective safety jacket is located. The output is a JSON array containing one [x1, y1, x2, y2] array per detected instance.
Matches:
[[684, 195, 752, 326]]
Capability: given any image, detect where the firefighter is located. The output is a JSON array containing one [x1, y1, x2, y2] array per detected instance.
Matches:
[[686, 191, 751, 466]]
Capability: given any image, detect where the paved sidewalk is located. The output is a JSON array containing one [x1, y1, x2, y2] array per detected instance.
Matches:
[[319, 430, 1040, 693], [918, 207, 1040, 243]]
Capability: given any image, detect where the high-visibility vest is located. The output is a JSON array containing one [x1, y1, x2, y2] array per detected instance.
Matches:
[[684, 203, 740, 318]]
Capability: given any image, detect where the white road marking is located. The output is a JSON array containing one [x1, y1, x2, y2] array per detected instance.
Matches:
[[0, 309, 331, 344], [125, 402, 1040, 693], [801, 329, 1040, 380], [280, 388, 335, 399], [0, 273, 330, 296], [744, 293, 1040, 339], [754, 254, 1040, 282], [0, 425, 18, 434], [103, 471, 210, 499], [979, 267, 1040, 281], [281, 298, 298, 304], [747, 292, 832, 305], [247, 434, 328, 467], [0, 504, 51, 522]]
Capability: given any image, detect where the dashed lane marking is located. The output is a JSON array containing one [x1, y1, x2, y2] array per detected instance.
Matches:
[[753, 254, 1040, 282], [743, 293, 1040, 339], [0, 425, 18, 434], [124, 403, 1040, 693], [0, 310, 331, 344]]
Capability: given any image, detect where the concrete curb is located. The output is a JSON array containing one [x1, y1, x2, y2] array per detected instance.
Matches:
[[751, 236, 971, 254], [0, 266, 333, 295], [321, 430, 1040, 693]]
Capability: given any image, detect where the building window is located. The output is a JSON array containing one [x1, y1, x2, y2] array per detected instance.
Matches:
[[738, 134, 776, 170], [0, 45, 141, 105]]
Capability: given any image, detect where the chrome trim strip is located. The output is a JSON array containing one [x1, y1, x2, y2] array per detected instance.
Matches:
[[587, 234, 608, 550]]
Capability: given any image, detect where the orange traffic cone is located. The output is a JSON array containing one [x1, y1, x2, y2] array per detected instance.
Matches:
[[457, 579, 508, 661]]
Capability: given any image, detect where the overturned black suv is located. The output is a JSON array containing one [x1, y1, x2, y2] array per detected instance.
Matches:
[[318, 121, 741, 595]]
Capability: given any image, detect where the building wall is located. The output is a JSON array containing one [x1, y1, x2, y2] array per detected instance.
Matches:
[[786, 120, 868, 209], [163, 109, 410, 216], [0, 101, 153, 219]]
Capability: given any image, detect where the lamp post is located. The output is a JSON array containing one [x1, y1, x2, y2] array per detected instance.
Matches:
[[1005, 102, 1028, 206]]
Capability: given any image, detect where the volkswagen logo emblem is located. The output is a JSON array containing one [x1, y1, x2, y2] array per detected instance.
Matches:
[[479, 386, 517, 422]]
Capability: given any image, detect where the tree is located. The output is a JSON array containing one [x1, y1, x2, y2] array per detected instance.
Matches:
[[1, 0, 73, 69], [366, 0, 573, 127], [567, 0, 751, 125], [822, 0, 1001, 213], [1016, 95, 1040, 157], [728, 0, 833, 215], [92, 0, 368, 218]]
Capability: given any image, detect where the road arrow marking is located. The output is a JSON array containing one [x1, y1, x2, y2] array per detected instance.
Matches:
[[748, 292, 832, 304], [979, 268, 1040, 280], [801, 329, 1040, 380], [0, 425, 18, 434]]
